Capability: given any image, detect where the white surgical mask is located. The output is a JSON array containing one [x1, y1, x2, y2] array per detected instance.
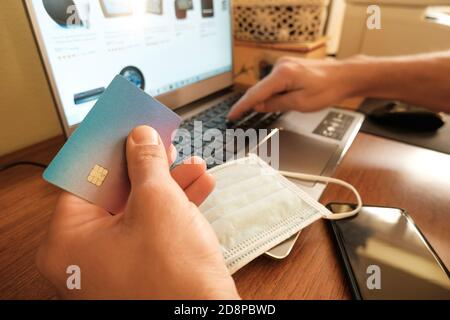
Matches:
[[200, 154, 362, 274]]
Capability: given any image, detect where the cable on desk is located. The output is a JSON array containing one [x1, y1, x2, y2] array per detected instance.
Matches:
[[279, 170, 363, 220], [0, 161, 48, 172]]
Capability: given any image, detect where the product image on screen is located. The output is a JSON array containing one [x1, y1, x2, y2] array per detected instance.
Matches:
[[147, 0, 163, 15], [74, 87, 105, 105], [120, 66, 145, 90], [174, 0, 187, 19], [202, 0, 214, 17], [42, 0, 84, 27], [176, 0, 194, 10], [27, 0, 232, 129], [100, 0, 133, 17]]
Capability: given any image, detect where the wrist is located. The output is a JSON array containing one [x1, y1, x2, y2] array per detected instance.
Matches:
[[338, 55, 377, 99], [340, 55, 406, 100]]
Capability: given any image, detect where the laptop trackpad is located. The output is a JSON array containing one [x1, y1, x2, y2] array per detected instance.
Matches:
[[263, 130, 339, 187]]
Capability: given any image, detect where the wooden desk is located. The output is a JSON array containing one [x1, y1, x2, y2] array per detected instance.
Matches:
[[1, 133, 449, 299]]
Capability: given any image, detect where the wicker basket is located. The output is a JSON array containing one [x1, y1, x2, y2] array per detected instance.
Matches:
[[233, 0, 330, 43]]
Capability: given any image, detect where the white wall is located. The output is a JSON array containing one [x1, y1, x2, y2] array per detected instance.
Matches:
[[0, 0, 62, 156], [337, 0, 450, 58]]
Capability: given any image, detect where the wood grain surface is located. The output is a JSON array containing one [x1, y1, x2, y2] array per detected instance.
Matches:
[[1, 133, 449, 299]]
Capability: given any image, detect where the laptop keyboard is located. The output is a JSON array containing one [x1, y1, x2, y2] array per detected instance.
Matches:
[[173, 92, 282, 168]]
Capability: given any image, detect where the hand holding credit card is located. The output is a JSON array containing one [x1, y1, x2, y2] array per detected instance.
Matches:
[[43, 75, 181, 213]]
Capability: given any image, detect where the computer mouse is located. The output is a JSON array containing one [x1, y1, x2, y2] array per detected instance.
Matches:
[[368, 102, 446, 132]]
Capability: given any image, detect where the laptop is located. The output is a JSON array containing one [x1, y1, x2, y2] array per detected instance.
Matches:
[[24, 0, 364, 259]]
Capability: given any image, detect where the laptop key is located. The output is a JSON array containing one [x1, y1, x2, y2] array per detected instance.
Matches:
[[174, 92, 284, 168]]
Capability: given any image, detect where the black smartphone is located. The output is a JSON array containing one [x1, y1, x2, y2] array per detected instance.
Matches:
[[327, 203, 450, 300]]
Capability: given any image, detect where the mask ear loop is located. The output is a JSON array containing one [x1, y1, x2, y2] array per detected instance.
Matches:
[[278, 171, 362, 220]]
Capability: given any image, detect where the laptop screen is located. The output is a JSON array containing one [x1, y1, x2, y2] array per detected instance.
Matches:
[[27, 0, 232, 127]]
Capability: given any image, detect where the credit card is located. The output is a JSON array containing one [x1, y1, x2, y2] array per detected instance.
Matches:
[[43, 75, 181, 213]]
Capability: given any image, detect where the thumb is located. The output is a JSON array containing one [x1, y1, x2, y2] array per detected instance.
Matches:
[[126, 126, 170, 188]]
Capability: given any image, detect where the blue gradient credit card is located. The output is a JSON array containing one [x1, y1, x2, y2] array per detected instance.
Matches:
[[43, 75, 181, 213]]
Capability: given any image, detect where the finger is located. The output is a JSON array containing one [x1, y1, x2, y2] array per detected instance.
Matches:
[[126, 126, 170, 188], [184, 173, 215, 206], [168, 144, 177, 165], [170, 156, 207, 190], [228, 69, 288, 120]]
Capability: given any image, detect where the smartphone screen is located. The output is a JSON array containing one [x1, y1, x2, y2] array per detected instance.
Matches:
[[328, 204, 450, 299]]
